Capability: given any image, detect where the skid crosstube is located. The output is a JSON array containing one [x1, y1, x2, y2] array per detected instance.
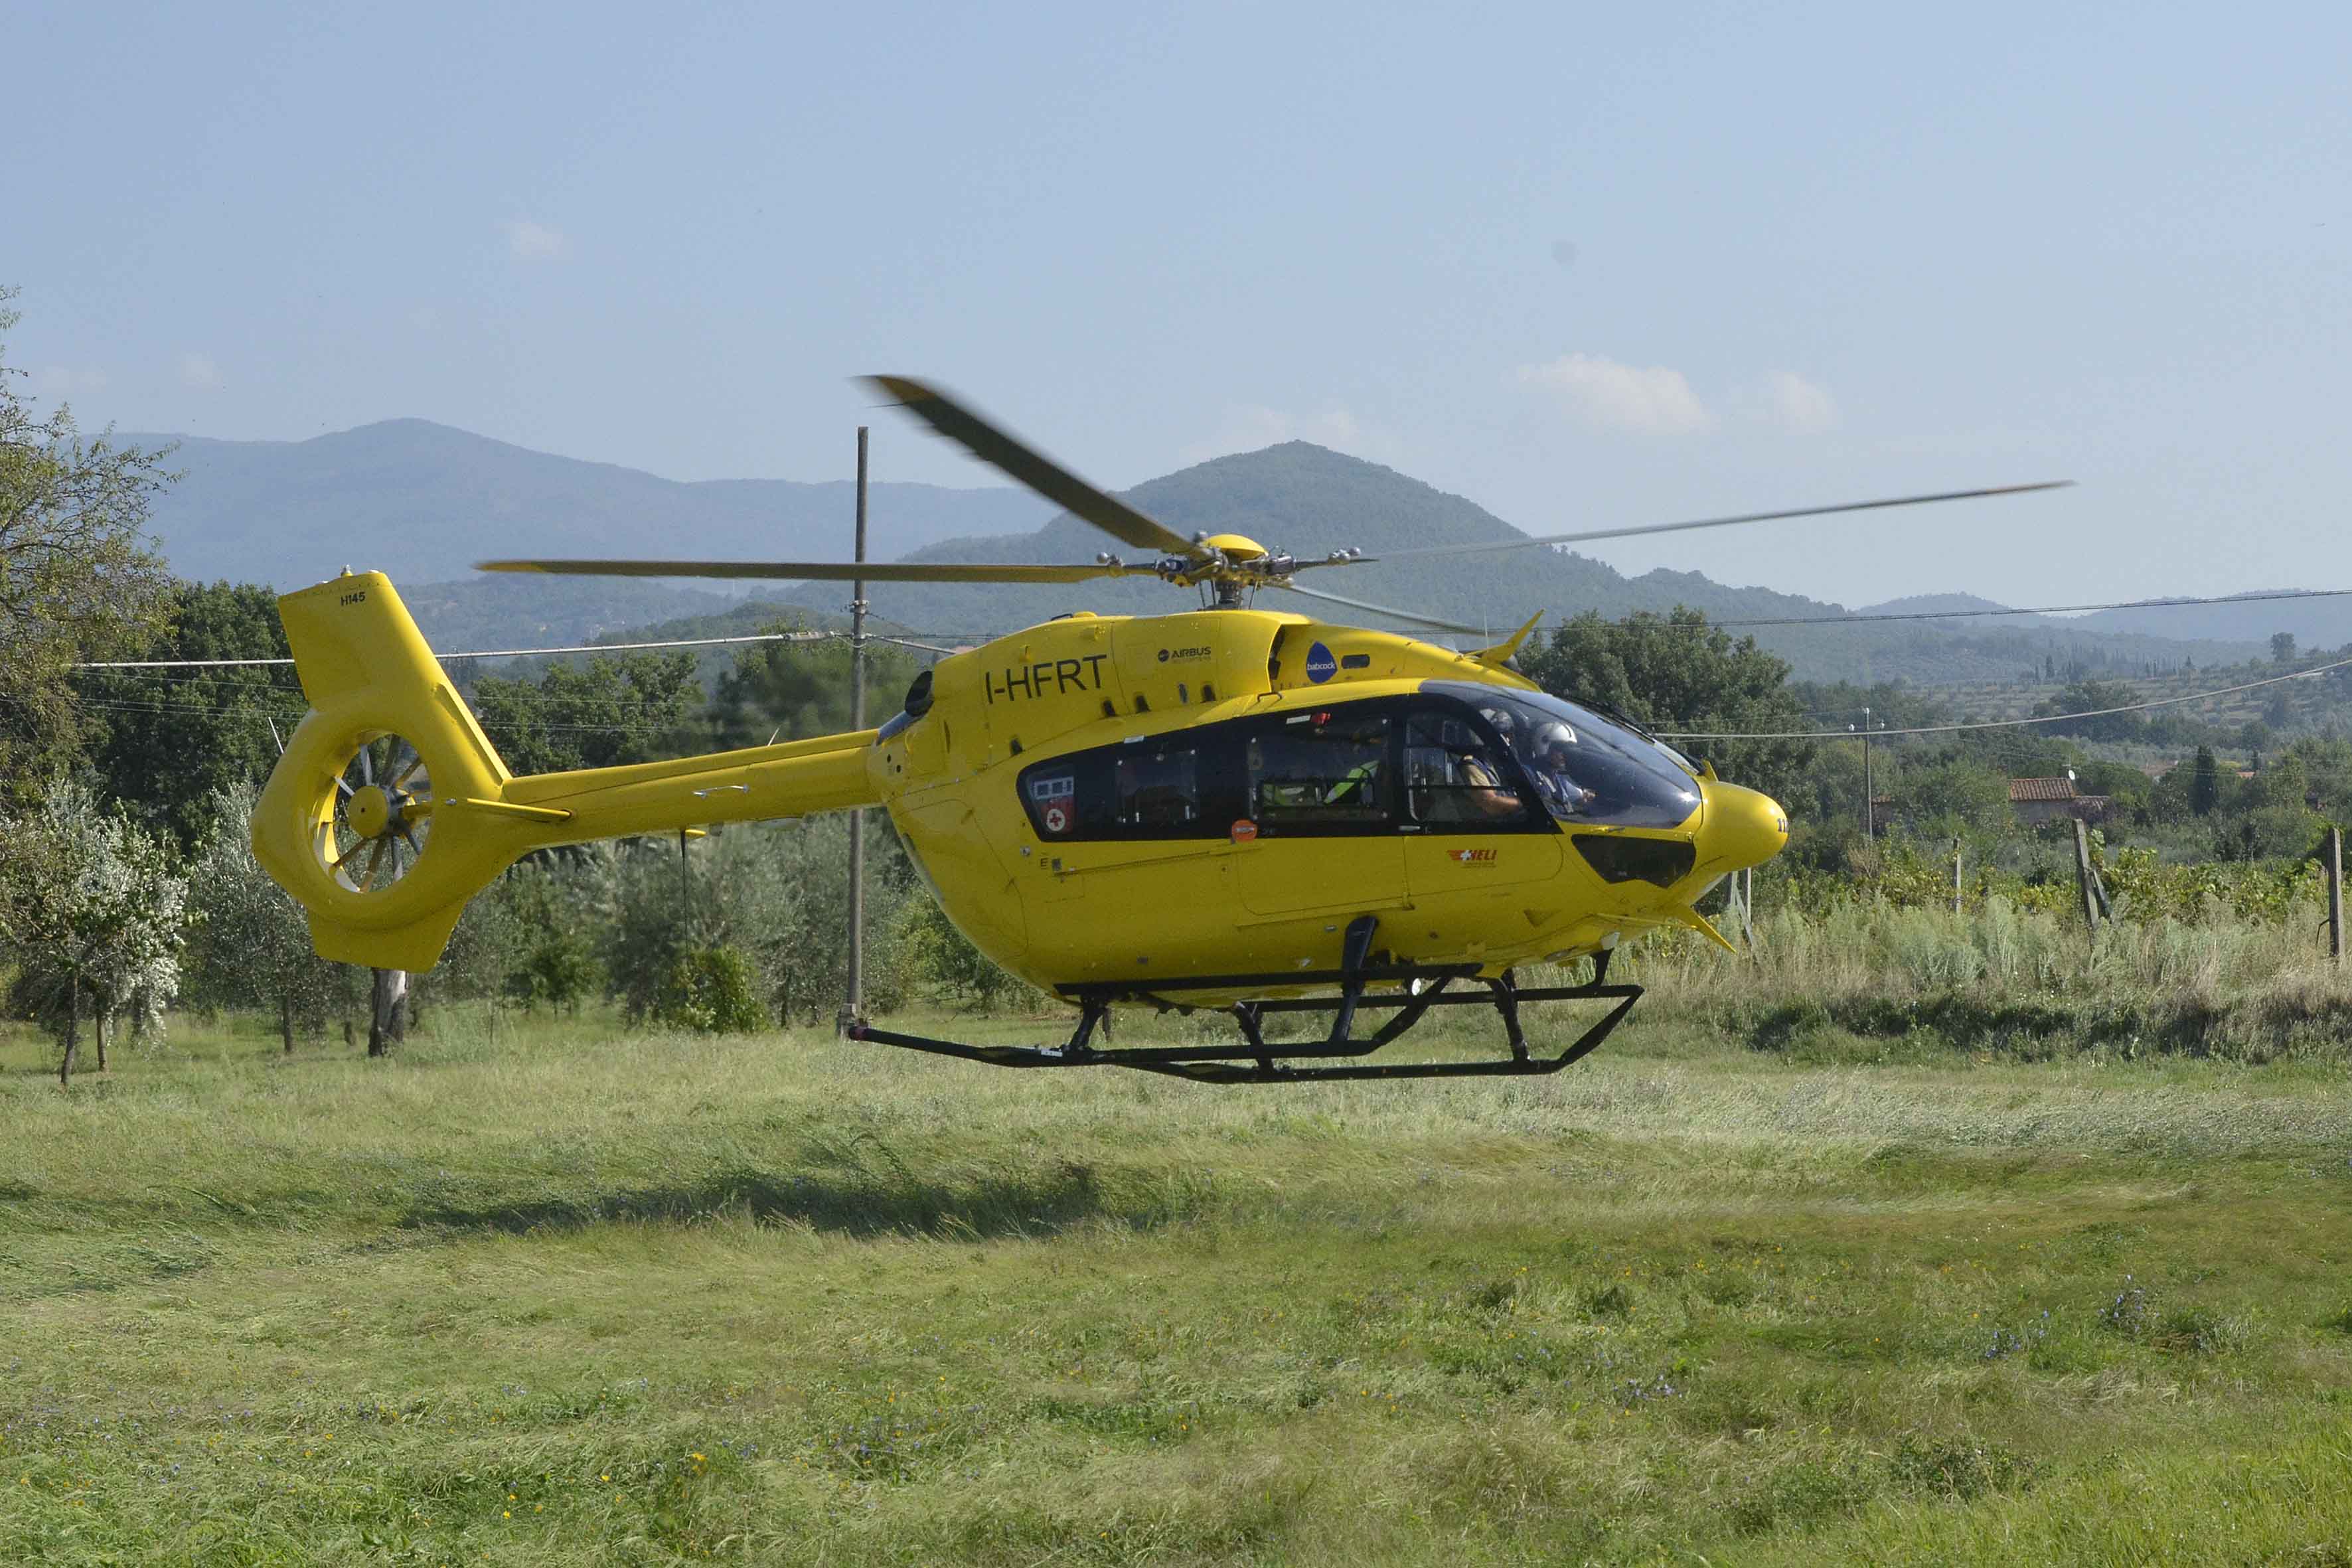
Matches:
[[842, 915, 1642, 1085]]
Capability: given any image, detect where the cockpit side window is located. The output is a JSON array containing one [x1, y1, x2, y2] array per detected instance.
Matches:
[[1401, 709, 1538, 830], [1423, 682, 1702, 830]]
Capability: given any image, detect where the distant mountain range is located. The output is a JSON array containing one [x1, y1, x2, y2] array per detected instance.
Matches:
[[1851, 589, 2352, 650], [127, 418, 2304, 683], [123, 419, 1050, 590]]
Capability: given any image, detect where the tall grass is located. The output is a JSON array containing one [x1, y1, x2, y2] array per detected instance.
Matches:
[[1613, 896, 2352, 1063]]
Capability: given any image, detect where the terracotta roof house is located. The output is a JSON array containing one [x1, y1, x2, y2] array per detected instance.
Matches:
[[2007, 775, 2110, 826]]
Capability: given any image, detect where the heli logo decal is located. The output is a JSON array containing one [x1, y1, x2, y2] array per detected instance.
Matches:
[[1158, 645, 1211, 664], [1304, 641, 1337, 683], [1452, 848, 1497, 864], [985, 653, 1109, 705]]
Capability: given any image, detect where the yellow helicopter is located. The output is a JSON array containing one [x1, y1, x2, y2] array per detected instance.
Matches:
[[250, 378, 2063, 1081]]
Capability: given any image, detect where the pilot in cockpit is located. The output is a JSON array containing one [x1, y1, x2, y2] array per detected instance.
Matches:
[[1528, 720, 1597, 816]]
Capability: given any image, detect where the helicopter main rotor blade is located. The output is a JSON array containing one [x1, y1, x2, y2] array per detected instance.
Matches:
[[863, 376, 1200, 561], [477, 558, 1149, 585], [1363, 481, 2073, 562], [1268, 579, 1483, 634]]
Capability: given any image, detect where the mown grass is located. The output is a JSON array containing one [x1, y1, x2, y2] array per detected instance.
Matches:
[[3, 988, 2349, 1565]]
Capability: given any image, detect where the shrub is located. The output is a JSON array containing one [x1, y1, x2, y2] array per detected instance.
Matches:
[[651, 945, 767, 1034]]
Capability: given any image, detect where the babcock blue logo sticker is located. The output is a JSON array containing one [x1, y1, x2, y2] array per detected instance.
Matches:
[[1304, 641, 1338, 683]]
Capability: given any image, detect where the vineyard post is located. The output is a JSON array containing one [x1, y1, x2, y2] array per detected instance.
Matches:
[[2328, 824, 2343, 963], [2073, 817, 2099, 935]]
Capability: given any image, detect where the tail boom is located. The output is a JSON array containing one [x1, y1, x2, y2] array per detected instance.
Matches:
[[250, 572, 880, 972]]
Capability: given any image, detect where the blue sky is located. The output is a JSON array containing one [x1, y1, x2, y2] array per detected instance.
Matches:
[[11, 2, 2348, 611]]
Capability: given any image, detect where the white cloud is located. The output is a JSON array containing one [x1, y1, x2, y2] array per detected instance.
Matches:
[[1180, 404, 1364, 465], [179, 353, 220, 389], [505, 218, 569, 261], [1519, 352, 1712, 435], [36, 366, 110, 397], [1761, 370, 1839, 434]]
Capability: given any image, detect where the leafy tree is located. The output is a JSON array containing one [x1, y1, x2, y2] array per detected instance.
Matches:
[[183, 781, 355, 1051], [2189, 745, 2221, 817], [705, 628, 923, 749], [469, 651, 703, 775], [0, 287, 179, 794], [2074, 758, 2154, 823], [2282, 734, 2352, 820], [601, 818, 913, 1028], [1522, 607, 1815, 803], [81, 581, 307, 849], [2272, 632, 2298, 665], [901, 892, 1037, 1011], [2034, 680, 2146, 744], [497, 863, 602, 1012], [1895, 756, 2013, 837], [0, 778, 187, 1083]]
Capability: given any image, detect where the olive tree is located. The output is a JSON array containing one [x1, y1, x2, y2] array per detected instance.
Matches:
[[0, 779, 187, 1083], [183, 780, 353, 1050]]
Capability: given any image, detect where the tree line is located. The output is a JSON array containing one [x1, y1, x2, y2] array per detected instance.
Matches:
[[7, 286, 2348, 1083]]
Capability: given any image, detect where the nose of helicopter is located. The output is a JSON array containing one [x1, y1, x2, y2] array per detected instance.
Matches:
[[1697, 781, 1788, 873]]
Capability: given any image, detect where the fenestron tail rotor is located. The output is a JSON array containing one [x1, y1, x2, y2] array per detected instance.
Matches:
[[473, 374, 2072, 635], [316, 733, 434, 894]]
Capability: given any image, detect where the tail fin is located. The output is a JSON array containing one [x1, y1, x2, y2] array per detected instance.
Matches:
[[252, 571, 880, 972]]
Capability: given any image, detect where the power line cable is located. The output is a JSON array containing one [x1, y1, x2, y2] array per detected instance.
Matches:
[[72, 628, 841, 670], [1706, 586, 2352, 631], [72, 624, 957, 670], [1659, 655, 2352, 740]]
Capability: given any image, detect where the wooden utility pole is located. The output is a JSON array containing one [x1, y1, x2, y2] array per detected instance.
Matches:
[[2072, 817, 2100, 934], [2328, 824, 2343, 963], [838, 426, 870, 1035]]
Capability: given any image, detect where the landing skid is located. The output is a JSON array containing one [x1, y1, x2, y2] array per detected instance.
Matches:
[[845, 917, 1641, 1084]]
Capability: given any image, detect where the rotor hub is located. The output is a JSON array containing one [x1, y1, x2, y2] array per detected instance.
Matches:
[[346, 783, 394, 839]]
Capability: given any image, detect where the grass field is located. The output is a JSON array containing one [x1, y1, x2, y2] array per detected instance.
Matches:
[[4, 987, 2350, 1565]]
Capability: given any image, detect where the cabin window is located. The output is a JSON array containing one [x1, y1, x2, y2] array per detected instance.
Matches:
[[1245, 711, 1393, 833], [1401, 708, 1540, 831], [1018, 736, 1225, 841], [1112, 744, 1201, 830]]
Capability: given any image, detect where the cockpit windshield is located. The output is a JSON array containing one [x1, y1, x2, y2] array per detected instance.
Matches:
[[1423, 681, 1703, 829]]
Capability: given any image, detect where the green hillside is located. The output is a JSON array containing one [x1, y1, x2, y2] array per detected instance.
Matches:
[[398, 576, 778, 653]]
